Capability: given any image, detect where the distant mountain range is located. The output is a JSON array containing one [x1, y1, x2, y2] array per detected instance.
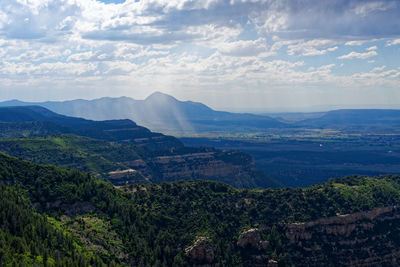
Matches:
[[1, 93, 400, 133], [297, 109, 400, 130], [0, 92, 286, 134]]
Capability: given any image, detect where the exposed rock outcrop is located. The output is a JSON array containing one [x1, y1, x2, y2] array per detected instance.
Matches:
[[286, 206, 396, 244], [237, 228, 269, 250], [237, 228, 273, 267], [267, 259, 278, 267], [284, 206, 400, 266], [124, 150, 264, 188], [185, 237, 216, 264]]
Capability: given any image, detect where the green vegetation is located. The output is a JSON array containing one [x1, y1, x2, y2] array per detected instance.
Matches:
[[0, 184, 121, 266], [0, 134, 278, 188], [0, 106, 281, 188], [0, 134, 140, 177], [0, 121, 67, 139], [1, 152, 400, 265]]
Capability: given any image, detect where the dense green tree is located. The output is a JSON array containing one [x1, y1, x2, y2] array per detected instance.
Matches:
[[1, 152, 400, 265]]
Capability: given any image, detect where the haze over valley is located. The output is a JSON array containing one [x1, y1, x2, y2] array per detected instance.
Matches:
[[1, 94, 400, 187]]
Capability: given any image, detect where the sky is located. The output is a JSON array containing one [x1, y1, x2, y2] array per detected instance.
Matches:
[[0, 0, 399, 112]]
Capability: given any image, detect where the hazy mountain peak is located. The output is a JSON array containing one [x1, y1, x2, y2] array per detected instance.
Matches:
[[0, 99, 25, 106], [145, 91, 178, 103]]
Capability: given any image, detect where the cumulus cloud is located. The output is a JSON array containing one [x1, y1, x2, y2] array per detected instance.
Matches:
[[371, 65, 386, 72], [0, 0, 399, 108], [218, 38, 268, 57], [345, 40, 368, 46], [352, 1, 396, 16], [338, 51, 378, 60], [386, 38, 400, 46], [0, 0, 80, 41], [352, 68, 400, 80], [254, 0, 400, 40], [287, 39, 337, 56], [366, 46, 377, 51], [3, 0, 399, 44]]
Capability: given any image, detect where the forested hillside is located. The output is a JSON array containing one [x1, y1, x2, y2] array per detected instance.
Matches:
[[0, 184, 121, 266], [0, 106, 279, 188], [1, 152, 400, 266], [0, 106, 182, 150], [0, 134, 143, 180], [0, 134, 277, 188]]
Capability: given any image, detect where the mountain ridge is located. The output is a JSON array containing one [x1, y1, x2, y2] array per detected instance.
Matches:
[[2, 93, 400, 134], [0, 105, 279, 188], [297, 108, 400, 130], [0, 92, 286, 134]]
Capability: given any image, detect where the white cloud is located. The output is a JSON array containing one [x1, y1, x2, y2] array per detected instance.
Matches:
[[352, 68, 400, 80], [353, 1, 395, 16], [345, 40, 367, 46], [218, 38, 268, 57], [371, 66, 386, 72], [254, 0, 400, 40], [338, 50, 378, 60], [0, 61, 97, 76], [67, 51, 94, 62], [366, 46, 377, 51], [386, 38, 400, 46], [0, 0, 399, 109], [57, 16, 75, 31], [103, 61, 138, 74], [287, 39, 337, 56]]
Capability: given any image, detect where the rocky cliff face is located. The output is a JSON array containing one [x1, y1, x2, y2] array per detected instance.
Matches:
[[123, 150, 267, 188], [237, 228, 275, 267], [284, 206, 400, 266], [231, 207, 400, 266], [185, 237, 216, 265], [237, 228, 269, 250]]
